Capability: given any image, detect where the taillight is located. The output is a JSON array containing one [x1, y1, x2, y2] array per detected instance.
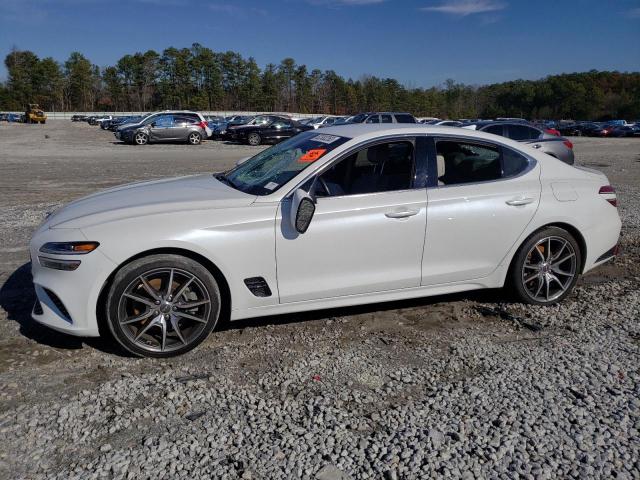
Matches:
[[563, 140, 573, 149], [599, 185, 617, 207], [198, 121, 208, 130]]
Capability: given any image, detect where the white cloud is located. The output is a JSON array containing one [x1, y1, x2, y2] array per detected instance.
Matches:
[[421, 0, 506, 16]]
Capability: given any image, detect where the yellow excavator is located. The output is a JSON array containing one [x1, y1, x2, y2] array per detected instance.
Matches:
[[25, 104, 47, 124]]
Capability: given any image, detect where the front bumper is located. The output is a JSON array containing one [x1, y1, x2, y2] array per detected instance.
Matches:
[[30, 227, 118, 337]]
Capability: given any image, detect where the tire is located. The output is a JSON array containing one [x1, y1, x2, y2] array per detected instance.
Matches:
[[106, 254, 221, 358], [247, 132, 261, 146], [509, 226, 581, 305], [188, 131, 202, 145], [134, 131, 148, 145]]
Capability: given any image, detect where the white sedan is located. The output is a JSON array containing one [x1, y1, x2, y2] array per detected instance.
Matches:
[[30, 125, 621, 357]]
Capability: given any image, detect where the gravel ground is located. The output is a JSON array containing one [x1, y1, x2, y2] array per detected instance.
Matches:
[[0, 121, 638, 479]]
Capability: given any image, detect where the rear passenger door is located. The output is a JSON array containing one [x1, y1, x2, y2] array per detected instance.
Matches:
[[173, 115, 197, 141], [422, 137, 541, 285]]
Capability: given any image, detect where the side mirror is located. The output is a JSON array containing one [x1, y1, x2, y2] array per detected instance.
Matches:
[[290, 187, 316, 234], [150, 122, 156, 128]]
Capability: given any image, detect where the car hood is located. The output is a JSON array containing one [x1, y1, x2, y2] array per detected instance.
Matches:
[[44, 175, 256, 229]]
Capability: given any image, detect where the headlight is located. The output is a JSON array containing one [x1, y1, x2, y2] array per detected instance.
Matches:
[[39, 242, 100, 255]]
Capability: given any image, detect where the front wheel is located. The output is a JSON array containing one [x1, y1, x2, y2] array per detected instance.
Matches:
[[106, 254, 221, 357], [247, 132, 261, 146], [188, 131, 202, 145], [509, 227, 581, 305], [134, 132, 148, 145]]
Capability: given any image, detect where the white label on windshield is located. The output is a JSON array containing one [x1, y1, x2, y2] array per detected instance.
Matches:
[[312, 134, 341, 144], [264, 182, 279, 191]]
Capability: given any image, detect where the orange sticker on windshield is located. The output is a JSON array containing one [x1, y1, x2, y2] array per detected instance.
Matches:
[[298, 149, 327, 163]]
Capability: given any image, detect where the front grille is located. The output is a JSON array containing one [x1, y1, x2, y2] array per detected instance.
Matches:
[[42, 288, 72, 322]]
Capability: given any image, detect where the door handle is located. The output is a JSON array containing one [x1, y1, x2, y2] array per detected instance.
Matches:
[[385, 209, 420, 219], [506, 197, 535, 206]]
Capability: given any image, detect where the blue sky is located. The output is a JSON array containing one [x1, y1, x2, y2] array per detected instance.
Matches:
[[1, 0, 639, 87]]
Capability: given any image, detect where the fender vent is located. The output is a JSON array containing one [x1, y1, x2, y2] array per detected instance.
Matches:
[[244, 277, 272, 297]]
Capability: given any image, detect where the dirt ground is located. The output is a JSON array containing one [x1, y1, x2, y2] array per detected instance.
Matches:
[[0, 121, 638, 479]]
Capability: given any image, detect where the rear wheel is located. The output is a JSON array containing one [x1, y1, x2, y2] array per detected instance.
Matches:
[[188, 131, 202, 145], [106, 254, 221, 357], [134, 132, 148, 145], [510, 227, 581, 305], [247, 132, 261, 146]]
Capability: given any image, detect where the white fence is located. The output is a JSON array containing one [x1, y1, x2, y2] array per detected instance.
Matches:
[[1, 111, 322, 120]]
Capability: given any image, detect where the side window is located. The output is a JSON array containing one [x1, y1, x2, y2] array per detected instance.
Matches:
[[435, 140, 501, 186], [394, 114, 416, 124], [272, 120, 292, 128], [154, 115, 173, 127], [508, 125, 541, 140], [502, 147, 530, 177], [381, 114, 393, 123], [317, 141, 414, 196], [365, 115, 380, 124], [484, 124, 504, 136]]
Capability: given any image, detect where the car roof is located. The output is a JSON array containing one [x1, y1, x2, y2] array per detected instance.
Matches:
[[318, 123, 521, 145]]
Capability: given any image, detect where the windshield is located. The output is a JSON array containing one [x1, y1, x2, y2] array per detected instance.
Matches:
[[224, 131, 350, 195]]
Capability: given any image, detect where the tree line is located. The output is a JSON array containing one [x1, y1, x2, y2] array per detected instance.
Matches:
[[1, 45, 639, 120]]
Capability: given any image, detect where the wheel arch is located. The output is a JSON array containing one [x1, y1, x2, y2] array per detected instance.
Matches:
[[96, 247, 232, 337], [506, 221, 588, 280]]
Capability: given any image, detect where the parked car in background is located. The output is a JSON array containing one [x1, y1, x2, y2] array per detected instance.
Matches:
[[213, 115, 255, 140], [29, 124, 621, 357], [227, 115, 313, 145], [431, 120, 464, 127], [71, 114, 88, 122], [347, 112, 417, 124], [6, 113, 23, 122], [462, 121, 575, 165], [582, 123, 612, 137], [88, 115, 112, 126], [609, 125, 640, 137], [116, 112, 209, 145], [304, 116, 341, 129], [107, 116, 144, 131]]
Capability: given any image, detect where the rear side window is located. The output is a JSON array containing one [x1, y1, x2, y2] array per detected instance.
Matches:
[[394, 114, 416, 123], [502, 147, 530, 177], [435, 140, 530, 186], [381, 114, 393, 123], [435, 140, 501, 185], [508, 125, 541, 140]]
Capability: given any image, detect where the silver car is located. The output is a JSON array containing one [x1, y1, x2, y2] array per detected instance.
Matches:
[[463, 121, 575, 165], [116, 113, 209, 145]]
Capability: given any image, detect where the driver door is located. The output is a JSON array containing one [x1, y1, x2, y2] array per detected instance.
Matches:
[[149, 114, 175, 141], [275, 138, 428, 303]]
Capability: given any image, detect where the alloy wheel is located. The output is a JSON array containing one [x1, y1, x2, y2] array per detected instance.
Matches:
[[188, 132, 201, 145], [134, 132, 148, 145], [248, 133, 261, 146], [117, 268, 211, 354], [521, 236, 577, 302]]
